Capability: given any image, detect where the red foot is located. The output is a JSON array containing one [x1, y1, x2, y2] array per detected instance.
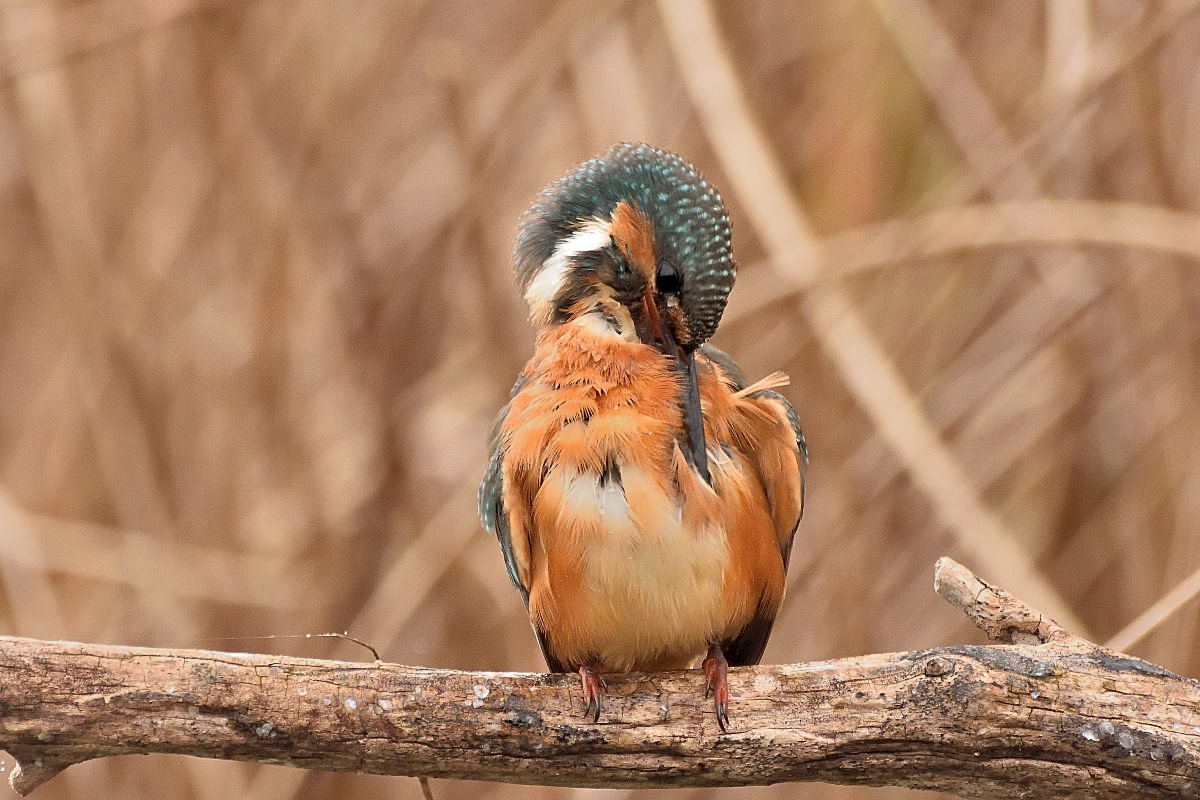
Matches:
[[702, 642, 730, 732], [578, 661, 607, 723]]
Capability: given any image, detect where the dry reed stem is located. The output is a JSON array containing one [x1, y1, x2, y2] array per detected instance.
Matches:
[[726, 199, 1200, 323], [1107, 563, 1200, 652], [656, 0, 1089, 634], [3, 3, 1200, 799]]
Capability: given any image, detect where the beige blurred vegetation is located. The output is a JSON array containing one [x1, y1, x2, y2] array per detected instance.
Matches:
[[2, 0, 1200, 798]]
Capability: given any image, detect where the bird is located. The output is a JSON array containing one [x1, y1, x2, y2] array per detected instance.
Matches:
[[478, 142, 807, 731]]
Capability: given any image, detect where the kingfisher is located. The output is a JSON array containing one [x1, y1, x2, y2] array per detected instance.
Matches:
[[478, 143, 807, 730]]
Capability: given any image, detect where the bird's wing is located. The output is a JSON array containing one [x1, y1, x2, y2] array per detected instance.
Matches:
[[478, 374, 568, 672], [702, 344, 807, 561], [478, 374, 532, 606], [701, 344, 808, 665], [741, 387, 807, 567]]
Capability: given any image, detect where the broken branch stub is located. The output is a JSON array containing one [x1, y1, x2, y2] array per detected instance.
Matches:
[[0, 558, 1197, 798]]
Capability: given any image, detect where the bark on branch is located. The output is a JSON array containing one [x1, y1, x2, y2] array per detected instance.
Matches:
[[1, 557, 1198, 798]]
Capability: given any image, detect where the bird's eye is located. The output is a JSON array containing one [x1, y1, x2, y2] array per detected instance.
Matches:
[[656, 261, 682, 294]]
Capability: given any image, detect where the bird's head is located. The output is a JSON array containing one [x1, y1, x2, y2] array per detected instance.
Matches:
[[513, 142, 735, 352], [513, 143, 735, 482]]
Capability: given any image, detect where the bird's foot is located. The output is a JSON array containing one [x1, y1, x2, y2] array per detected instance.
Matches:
[[578, 661, 607, 723], [702, 642, 730, 732]]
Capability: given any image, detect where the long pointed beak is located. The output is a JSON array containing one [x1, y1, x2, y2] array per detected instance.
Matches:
[[641, 293, 666, 346], [642, 292, 710, 484], [680, 348, 711, 484]]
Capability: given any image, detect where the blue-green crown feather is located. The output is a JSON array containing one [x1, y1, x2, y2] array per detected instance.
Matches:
[[514, 143, 736, 344]]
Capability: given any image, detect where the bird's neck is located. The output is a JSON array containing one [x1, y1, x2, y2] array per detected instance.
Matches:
[[556, 294, 639, 344]]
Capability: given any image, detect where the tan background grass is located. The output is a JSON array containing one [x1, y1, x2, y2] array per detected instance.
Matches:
[[3, 1, 1200, 798]]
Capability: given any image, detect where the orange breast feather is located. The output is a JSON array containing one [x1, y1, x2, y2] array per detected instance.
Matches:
[[500, 323, 792, 672]]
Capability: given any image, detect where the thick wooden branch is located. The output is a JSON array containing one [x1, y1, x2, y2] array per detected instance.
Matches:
[[2, 558, 1198, 798]]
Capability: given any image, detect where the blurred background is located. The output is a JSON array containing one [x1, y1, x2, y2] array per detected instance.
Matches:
[[3, 0, 1200, 798]]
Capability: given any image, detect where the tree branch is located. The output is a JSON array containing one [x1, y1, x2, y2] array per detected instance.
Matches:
[[2, 558, 1198, 798]]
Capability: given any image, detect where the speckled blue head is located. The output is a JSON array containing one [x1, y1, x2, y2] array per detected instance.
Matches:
[[514, 142, 735, 345]]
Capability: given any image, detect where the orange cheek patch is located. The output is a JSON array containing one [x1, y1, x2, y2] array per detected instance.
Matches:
[[609, 200, 657, 281]]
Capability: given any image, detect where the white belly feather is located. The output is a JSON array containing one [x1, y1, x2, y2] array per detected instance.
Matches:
[[557, 463, 728, 669]]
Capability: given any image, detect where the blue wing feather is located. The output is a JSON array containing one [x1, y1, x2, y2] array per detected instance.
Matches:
[[479, 374, 571, 672], [478, 375, 531, 607]]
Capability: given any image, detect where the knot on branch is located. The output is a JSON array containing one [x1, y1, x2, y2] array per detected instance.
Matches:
[[2, 558, 1198, 800]]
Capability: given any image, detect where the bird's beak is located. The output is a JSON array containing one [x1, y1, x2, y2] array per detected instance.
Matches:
[[642, 292, 711, 484]]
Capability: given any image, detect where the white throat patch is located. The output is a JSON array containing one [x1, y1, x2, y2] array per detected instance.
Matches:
[[524, 218, 611, 326], [574, 307, 638, 342]]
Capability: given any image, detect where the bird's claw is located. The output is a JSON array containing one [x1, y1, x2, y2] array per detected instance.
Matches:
[[703, 643, 731, 732], [579, 663, 607, 723], [713, 700, 729, 732]]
